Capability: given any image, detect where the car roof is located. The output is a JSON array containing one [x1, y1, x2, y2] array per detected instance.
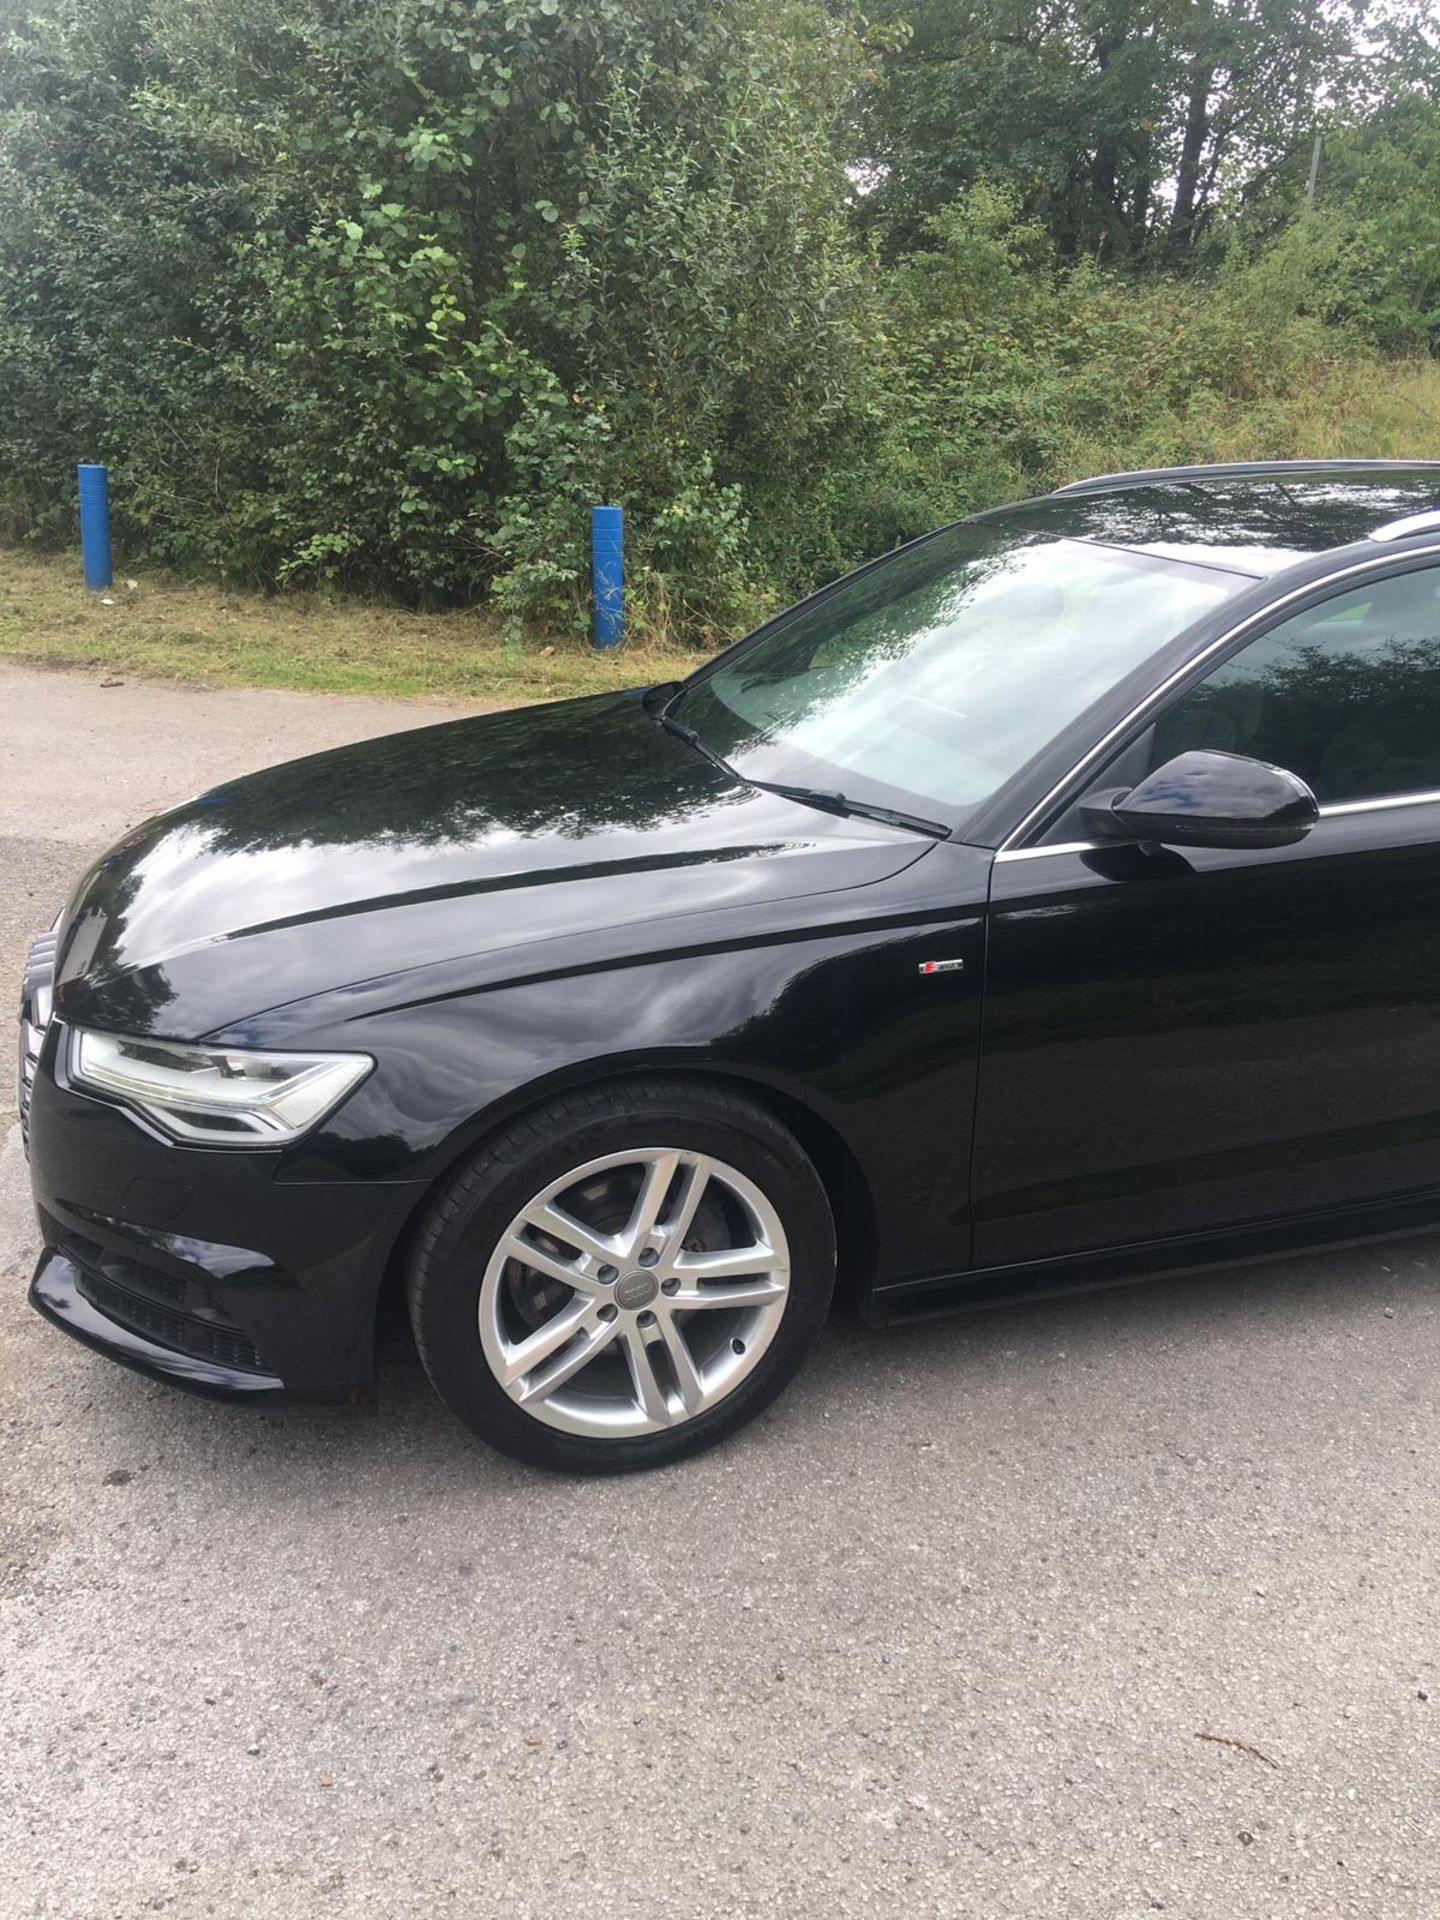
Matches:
[[996, 462, 1440, 578]]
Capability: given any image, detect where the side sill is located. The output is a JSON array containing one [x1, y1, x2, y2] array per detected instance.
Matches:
[[866, 1186, 1440, 1323]]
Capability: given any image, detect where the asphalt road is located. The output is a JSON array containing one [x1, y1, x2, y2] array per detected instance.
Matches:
[[2, 658, 1437, 1920]]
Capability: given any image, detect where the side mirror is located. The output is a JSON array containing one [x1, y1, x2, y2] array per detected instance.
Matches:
[[1080, 749, 1319, 851]]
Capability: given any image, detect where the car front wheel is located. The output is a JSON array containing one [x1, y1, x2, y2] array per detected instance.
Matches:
[[407, 1079, 836, 1473]]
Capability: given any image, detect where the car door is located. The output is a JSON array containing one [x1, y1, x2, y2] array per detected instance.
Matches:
[[971, 555, 1440, 1268]]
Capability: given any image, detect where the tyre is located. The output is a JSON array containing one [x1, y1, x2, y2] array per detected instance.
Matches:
[[407, 1078, 836, 1473]]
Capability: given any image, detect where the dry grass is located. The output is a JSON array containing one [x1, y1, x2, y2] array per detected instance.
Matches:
[[0, 545, 711, 703], [1209, 355, 1440, 463], [1058, 355, 1440, 480]]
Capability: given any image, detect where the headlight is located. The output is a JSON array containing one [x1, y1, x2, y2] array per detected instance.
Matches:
[[70, 1028, 373, 1147]]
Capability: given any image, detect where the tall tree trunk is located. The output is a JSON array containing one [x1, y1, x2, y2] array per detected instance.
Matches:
[[1170, 64, 1215, 249], [1087, 30, 1126, 257]]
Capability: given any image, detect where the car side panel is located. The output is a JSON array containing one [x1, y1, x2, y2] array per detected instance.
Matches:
[[970, 804, 1440, 1265], [254, 841, 994, 1289]]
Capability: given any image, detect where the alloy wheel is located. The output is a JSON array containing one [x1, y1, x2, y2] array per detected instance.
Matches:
[[478, 1147, 791, 1439]]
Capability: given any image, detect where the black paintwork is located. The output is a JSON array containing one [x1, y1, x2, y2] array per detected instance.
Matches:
[[1081, 748, 1318, 849], [22, 463, 1440, 1400], [996, 466, 1440, 571], [53, 691, 934, 1040], [975, 800, 1440, 1268]]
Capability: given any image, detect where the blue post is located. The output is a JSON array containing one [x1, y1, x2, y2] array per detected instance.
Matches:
[[78, 464, 113, 590], [591, 505, 623, 649]]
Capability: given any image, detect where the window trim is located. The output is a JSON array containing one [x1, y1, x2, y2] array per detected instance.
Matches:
[[994, 790, 1440, 864], [1318, 789, 1440, 820], [996, 542, 1440, 857]]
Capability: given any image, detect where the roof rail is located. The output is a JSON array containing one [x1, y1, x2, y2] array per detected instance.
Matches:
[[1368, 507, 1440, 542], [1054, 458, 1440, 497]]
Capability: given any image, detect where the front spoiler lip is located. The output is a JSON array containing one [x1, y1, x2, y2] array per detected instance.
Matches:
[[29, 1249, 286, 1400]]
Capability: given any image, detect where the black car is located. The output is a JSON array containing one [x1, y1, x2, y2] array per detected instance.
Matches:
[[20, 459, 1440, 1471]]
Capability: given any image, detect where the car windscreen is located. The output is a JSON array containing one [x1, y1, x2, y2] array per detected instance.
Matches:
[[673, 527, 1247, 825]]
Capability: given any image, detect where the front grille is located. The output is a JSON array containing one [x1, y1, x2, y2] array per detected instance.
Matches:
[[76, 1268, 268, 1374], [18, 930, 58, 1153], [64, 1232, 186, 1307], [62, 1232, 269, 1375]]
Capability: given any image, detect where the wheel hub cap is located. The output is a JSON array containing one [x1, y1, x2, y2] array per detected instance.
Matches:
[[614, 1270, 659, 1311]]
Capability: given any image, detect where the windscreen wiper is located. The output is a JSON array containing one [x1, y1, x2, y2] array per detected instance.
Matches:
[[656, 708, 734, 777], [643, 680, 686, 710], [748, 780, 950, 840], [654, 709, 948, 840]]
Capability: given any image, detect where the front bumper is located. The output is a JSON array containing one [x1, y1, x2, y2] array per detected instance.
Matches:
[[30, 1248, 286, 1397], [22, 1011, 427, 1403]]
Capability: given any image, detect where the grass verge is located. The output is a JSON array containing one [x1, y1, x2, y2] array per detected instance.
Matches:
[[0, 546, 711, 703], [1056, 355, 1440, 477], [9, 367, 1440, 705]]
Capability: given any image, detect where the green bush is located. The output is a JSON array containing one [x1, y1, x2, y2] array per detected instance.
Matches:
[[860, 184, 1407, 529], [0, 0, 1435, 645], [0, 0, 874, 633]]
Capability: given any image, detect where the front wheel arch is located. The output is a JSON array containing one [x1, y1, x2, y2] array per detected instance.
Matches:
[[373, 1064, 878, 1358]]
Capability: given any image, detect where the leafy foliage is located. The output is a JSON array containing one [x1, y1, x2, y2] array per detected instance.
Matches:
[[0, 0, 873, 625], [850, 0, 1357, 263], [0, 0, 1436, 643]]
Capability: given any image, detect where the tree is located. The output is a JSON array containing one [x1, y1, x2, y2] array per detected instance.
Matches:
[[850, 0, 1359, 264]]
